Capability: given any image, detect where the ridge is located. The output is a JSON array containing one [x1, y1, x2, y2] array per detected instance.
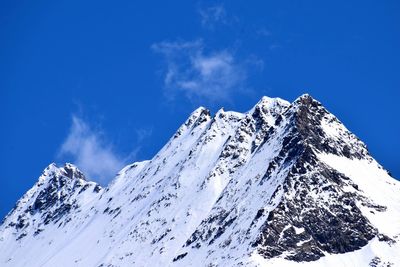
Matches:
[[1, 94, 399, 267]]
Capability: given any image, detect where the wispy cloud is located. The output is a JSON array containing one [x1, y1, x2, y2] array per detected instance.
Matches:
[[198, 4, 228, 29], [123, 127, 153, 160], [256, 28, 272, 37], [152, 40, 253, 103], [58, 115, 125, 184], [135, 127, 153, 143]]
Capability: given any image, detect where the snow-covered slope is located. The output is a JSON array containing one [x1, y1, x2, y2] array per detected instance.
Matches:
[[1, 94, 399, 267]]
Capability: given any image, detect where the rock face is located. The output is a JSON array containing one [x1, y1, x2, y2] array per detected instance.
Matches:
[[2, 164, 101, 242], [251, 95, 379, 261], [1, 94, 399, 267]]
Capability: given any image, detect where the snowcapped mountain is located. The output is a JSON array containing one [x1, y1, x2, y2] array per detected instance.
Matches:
[[1, 94, 399, 267]]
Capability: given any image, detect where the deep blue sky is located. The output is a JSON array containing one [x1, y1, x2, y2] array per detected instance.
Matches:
[[1, 0, 399, 218]]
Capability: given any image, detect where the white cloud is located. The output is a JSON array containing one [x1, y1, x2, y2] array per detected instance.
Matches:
[[152, 40, 249, 103], [58, 116, 125, 184], [198, 4, 228, 29]]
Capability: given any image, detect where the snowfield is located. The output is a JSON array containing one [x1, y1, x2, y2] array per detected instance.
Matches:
[[1, 94, 399, 267]]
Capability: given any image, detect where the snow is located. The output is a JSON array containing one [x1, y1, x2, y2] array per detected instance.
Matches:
[[1, 95, 399, 267], [249, 152, 400, 267], [251, 237, 400, 267], [318, 153, 400, 237]]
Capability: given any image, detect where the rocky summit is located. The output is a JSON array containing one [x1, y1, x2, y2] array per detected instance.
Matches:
[[1, 94, 399, 267]]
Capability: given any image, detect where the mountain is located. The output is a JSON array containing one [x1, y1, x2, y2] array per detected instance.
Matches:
[[1, 94, 399, 267]]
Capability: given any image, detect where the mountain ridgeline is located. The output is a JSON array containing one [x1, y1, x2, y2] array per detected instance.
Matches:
[[1, 94, 399, 267]]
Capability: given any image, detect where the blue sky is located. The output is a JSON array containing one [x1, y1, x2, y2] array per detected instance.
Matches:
[[1, 0, 399, 218]]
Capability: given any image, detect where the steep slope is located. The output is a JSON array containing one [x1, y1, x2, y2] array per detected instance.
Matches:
[[0, 163, 102, 266], [1, 94, 399, 267]]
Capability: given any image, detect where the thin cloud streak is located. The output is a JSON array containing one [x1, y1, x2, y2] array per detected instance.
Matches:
[[198, 4, 228, 29], [152, 40, 251, 103], [135, 127, 153, 143]]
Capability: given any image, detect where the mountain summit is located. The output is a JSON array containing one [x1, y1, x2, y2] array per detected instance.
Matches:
[[1, 94, 399, 266]]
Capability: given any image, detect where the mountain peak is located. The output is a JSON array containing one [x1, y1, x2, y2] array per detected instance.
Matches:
[[296, 92, 313, 100], [61, 163, 86, 181], [1, 161, 101, 238], [292, 93, 322, 107], [258, 95, 289, 106], [286, 94, 369, 159], [190, 106, 208, 116], [1, 94, 399, 267], [250, 96, 290, 113], [39, 163, 86, 184]]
